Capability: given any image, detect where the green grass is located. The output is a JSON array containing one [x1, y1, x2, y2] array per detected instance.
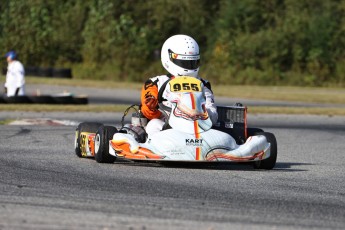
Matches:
[[0, 119, 15, 125], [1, 104, 345, 116], [26, 77, 143, 90], [0, 77, 342, 116], [215, 85, 345, 104], [249, 106, 345, 116], [26, 76, 345, 104]]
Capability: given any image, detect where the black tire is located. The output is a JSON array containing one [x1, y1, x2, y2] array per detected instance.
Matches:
[[28, 95, 56, 104], [4, 96, 31, 104], [94, 125, 118, 163], [253, 132, 277, 170], [247, 127, 264, 137], [75, 122, 103, 158]]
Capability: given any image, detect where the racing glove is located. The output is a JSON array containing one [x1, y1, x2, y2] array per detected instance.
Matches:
[[140, 80, 162, 119], [144, 96, 158, 111]]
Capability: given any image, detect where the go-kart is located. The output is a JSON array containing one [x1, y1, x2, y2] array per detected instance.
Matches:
[[75, 77, 277, 169]]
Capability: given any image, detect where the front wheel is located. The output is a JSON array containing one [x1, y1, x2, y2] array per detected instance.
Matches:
[[252, 132, 277, 170], [75, 122, 102, 158], [94, 125, 118, 163]]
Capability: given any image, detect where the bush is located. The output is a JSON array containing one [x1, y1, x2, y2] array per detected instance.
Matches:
[[0, 0, 344, 86]]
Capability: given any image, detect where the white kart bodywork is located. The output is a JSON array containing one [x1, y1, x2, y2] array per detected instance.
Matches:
[[108, 77, 271, 162], [110, 129, 270, 162]]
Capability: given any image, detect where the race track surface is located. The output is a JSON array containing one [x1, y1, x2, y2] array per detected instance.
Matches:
[[0, 113, 344, 229]]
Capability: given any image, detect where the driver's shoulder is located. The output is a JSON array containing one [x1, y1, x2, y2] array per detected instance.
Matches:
[[151, 74, 170, 82], [196, 76, 212, 92], [149, 74, 171, 89]]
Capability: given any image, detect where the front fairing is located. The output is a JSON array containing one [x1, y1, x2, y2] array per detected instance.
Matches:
[[146, 128, 237, 160]]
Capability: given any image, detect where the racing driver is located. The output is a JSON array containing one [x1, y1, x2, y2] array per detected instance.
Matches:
[[141, 34, 218, 136]]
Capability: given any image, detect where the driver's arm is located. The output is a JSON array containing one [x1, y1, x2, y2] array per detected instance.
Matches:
[[140, 79, 162, 119], [204, 85, 218, 125]]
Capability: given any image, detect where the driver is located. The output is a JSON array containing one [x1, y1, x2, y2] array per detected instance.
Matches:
[[140, 34, 218, 136]]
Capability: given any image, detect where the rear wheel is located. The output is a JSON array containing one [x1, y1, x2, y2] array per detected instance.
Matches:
[[247, 127, 264, 137], [75, 122, 102, 158], [94, 125, 118, 163], [252, 132, 277, 170]]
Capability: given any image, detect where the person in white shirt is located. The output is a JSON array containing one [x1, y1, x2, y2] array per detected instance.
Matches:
[[4, 50, 25, 97]]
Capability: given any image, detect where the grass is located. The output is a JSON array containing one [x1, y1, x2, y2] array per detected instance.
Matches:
[[1, 104, 345, 116], [0, 119, 14, 125], [0, 76, 342, 116], [26, 77, 143, 90], [26, 76, 345, 104], [215, 85, 345, 104], [248, 106, 345, 116]]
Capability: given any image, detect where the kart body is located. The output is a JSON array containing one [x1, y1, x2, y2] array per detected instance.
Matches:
[[75, 77, 277, 169]]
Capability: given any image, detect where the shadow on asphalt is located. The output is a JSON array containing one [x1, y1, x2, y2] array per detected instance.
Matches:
[[111, 160, 311, 171], [273, 162, 312, 172]]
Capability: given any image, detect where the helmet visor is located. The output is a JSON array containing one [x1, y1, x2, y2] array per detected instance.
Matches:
[[169, 49, 200, 70]]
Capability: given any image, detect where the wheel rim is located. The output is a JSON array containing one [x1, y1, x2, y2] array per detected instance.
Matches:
[[95, 133, 101, 154], [74, 131, 78, 149]]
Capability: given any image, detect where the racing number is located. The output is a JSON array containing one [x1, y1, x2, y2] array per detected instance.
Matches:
[[170, 77, 202, 92], [173, 83, 199, 92]]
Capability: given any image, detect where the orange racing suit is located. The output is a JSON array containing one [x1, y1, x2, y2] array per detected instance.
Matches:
[[140, 74, 218, 124]]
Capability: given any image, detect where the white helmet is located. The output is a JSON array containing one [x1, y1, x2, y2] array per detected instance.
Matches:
[[161, 34, 200, 77]]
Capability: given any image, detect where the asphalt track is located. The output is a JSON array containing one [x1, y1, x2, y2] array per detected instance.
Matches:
[[0, 111, 344, 229]]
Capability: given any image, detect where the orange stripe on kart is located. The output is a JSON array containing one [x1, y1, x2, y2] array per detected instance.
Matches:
[[195, 147, 201, 160], [111, 141, 163, 160], [190, 92, 199, 137], [190, 92, 202, 159], [138, 147, 164, 159], [206, 151, 264, 162], [111, 141, 131, 154], [193, 120, 200, 139], [190, 92, 196, 109], [120, 148, 163, 160]]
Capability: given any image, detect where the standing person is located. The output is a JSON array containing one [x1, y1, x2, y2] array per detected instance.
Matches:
[[4, 50, 25, 96], [141, 34, 218, 136]]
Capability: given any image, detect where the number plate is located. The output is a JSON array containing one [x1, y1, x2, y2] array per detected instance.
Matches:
[[169, 76, 202, 92]]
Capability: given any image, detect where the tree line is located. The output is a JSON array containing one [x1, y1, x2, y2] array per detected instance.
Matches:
[[1, 0, 344, 86]]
